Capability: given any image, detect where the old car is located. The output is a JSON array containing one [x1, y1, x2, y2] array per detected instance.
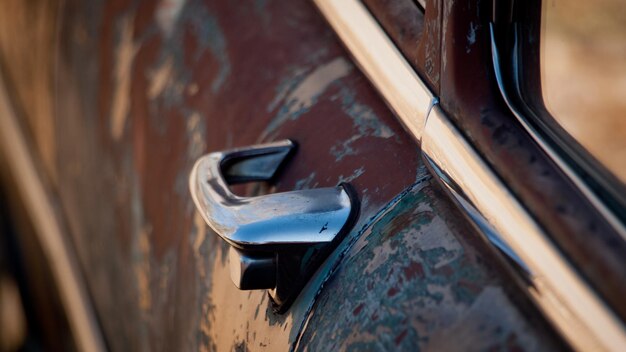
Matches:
[[1, 0, 625, 350]]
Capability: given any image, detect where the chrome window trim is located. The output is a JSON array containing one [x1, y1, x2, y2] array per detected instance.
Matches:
[[314, 0, 626, 350], [314, 0, 437, 142], [0, 75, 105, 352]]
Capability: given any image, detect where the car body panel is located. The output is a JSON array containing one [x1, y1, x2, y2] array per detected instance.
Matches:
[[54, 0, 426, 349], [0, 0, 599, 350], [296, 173, 563, 351]]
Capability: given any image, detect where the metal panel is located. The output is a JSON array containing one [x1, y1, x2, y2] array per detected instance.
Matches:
[[423, 105, 626, 351], [314, 0, 436, 141], [315, 0, 626, 350]]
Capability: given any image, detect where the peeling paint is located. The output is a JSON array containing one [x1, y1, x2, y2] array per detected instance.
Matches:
[[54, 0, 431, 350], [425, 287, 541, 351], [266, 66, 310, 113], [53, 0, 568, 350], [296, 178, 562, 351], [186, 112, 206, 160], [191, 212, 207, 278], [337, 166, 364, 184], [183, 5, 230, 92], [294, 172, 317, 190], [148, 57, 174, 99], [329, 88, 396, 161], [190, 213, 219, 351], [261, 57, 353, 140], [466, 21, 478, 53], [135, 225, 152, 311], [204, 235, 294, 351], [156, 0, 187, 37], [441, 0, 455, 72], [111, 17, 138, 140], [293, 172, 433, 350], [130, 167, 152, 317], [286, 58, 352, 113]]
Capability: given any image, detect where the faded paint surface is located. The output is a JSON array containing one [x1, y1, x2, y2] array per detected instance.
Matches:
[[111, 16, 138, 140], [5, 0, 567, 350], [52, 0, 422, 350], [295, 176, 564, 351], [260, 57, 353, 141]]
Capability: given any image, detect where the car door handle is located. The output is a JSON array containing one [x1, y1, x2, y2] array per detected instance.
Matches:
[[189, 140, 358, 310]]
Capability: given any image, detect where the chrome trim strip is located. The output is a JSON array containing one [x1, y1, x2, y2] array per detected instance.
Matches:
[[314, 0, 435, 141], [0, 75, 105, 352], [489, 23, 626, 241], [423, 106, 626, 351], [315, 0, 626, 350]]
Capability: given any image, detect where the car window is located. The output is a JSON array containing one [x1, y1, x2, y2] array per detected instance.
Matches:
[[539, 0, 626, 184]]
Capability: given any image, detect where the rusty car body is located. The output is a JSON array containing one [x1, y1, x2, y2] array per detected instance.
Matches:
[[1, 0, 625, 351]]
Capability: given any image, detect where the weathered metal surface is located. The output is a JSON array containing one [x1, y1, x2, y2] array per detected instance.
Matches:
[[361, 0, 442, 92], [295, 169, 565, 351], [0, 0, 573, 350], [438, 0, 626, 319], [53, 0, 422, 350]]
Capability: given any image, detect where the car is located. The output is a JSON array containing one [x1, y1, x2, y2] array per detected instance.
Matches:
[[0, 0, 624, 350]]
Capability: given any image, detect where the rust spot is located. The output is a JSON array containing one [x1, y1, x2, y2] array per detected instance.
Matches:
[[432, 264, 454, 277], [352, 303, 365, 316], [457, 279, 482, 296], [296, 183, 565, 350], [394, 329, 408, 346], [383, 209, 416, 239], [371, 311, 379, 321], [402, 261, 424, 281]]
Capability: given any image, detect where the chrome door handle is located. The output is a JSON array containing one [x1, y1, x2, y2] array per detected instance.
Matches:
[[189, 140, 358, 311]]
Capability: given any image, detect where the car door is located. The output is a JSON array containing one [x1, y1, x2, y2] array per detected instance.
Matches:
[[2, 0, 624, 351]]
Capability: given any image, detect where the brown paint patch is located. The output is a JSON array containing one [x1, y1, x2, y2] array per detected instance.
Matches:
[[394, 329, 408, 346], [352, 303, 365, 316], [402, 261, 424, 281]]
